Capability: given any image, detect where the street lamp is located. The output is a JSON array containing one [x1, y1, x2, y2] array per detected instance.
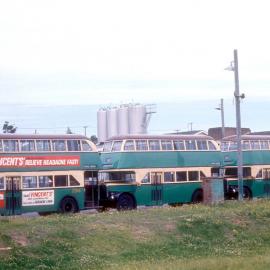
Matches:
[[215, 98, 225, 139], [225, 49, 245, 200]]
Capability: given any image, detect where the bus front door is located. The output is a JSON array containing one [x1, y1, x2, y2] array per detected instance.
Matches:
[[5, 177, 22, 215], [84, 171, 100, 208], [151, 172, 163, 205]]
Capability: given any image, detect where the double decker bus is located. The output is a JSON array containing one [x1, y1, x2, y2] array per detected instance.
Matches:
[[0, 134, 100, 216], [221, 134, 270, 199], [98, 134, 221, 210]]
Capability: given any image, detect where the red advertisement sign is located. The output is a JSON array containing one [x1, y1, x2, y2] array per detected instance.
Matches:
[[0, 156, 80, 167]]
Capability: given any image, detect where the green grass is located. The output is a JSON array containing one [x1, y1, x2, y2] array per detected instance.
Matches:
[[1, 200, 270, 269]]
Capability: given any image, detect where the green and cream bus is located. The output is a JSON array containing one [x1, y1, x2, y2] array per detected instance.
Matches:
[[98, 134, 221, 210], [221, 134, 270, 199], [0, 134, 100, 215]]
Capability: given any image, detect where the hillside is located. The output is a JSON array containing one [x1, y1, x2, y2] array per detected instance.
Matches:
[[1, 200, 270, 270]]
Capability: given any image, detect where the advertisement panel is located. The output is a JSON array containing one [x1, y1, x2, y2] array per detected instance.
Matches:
[[22, 190, 54, 206], [0, 156, 80, 168]]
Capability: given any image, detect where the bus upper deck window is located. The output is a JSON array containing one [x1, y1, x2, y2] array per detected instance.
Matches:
[[67, 140, 81, 151], [185, 140, 196, 150], [251, 140, 260, 150], [197, 140, 208, 150], [148, 140, 161, 151], [161, 140, 173, 150], [221, 142, 229, 151], [82, 140, 92, 151], [242, 140, 250, 150], [0, 177, 4, 189], [112, 141, 122, 152], [229, 142, 237, 151], [124, 140, 135, 151], [21, 140, 35, 152], [0, 141, 2, 152], [36, 140, 51, 151], [136, 140, 148, 151], [260, 140, 269, 150], [173, 140, 185, 150], [103, 142, 112, 152], [208, 141, 217, 150], [52, 140, 66, 151], [3, 140, 19, 152]]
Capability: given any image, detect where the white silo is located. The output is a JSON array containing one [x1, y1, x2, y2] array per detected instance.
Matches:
[[128, 104, 147, 134], [97, 108, 107, 143], [107, 107, 118, 139], [117, 105, 129, 136]]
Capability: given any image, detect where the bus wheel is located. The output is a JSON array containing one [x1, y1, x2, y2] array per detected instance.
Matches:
[[191, 189, 203, 203], [60, 197, 78, 213], [116, 194, 135, 211], [243, 187, 252, 200]]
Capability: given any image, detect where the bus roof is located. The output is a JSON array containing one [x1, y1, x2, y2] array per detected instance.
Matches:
[[107, 134, 215, 141], [0, 134, 89, 140], [222, 134, 270, 141]]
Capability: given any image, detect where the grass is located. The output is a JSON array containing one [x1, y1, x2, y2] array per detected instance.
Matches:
[[1, 200, 270, 269]]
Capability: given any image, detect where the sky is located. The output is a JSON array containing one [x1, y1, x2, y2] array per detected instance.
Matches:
[[0, 0, 270, 134]]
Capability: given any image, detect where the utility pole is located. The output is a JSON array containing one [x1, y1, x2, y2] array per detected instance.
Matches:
[[216, 98, 225, 139], [226, 50, 245, 200], [233, 50, 245, 201], [83, 126, 88, 136]]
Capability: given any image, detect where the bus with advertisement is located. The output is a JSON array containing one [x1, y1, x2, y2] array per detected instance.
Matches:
[[221, 134, 270, 199], [0, 134, 101, 215], [98, 134, 221, 210]]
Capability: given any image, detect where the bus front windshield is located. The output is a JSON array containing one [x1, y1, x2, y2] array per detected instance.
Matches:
[[99, 171, 135, 182]]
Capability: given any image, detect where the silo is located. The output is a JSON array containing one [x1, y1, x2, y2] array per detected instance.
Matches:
[[107, 107, 118, 139], [128, 104, 147, 134], [97, 109, 107, 143], [117, 105, 129, 136]]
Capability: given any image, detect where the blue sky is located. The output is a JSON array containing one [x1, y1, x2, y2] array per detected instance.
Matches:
[[0, 1, 270, 135]]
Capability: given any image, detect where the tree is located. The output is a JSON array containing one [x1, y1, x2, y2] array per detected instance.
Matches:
[[90, 135, 98, 144], [66, 127, 73, 134], [3, 121, 17, 133]]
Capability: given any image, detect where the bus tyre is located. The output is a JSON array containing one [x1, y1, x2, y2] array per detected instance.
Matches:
[[116, 194, 135, 211], [191, 189, 203, 203], [60, 197, 78, 213]]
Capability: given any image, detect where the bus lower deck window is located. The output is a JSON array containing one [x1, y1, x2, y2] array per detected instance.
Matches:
[[188, 171, 199, 181], [23, 176, 37, 188], [164, 172, 175, 182], [69, 175, 80, 186], [0, 177, 4, 189], [39, 176, 53, 187], [176, 172, 187, 182], [55, 175, 68, 187]]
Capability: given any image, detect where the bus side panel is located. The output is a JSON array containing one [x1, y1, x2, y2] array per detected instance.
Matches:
[[20, 187, 85, 213], [162, 182, 202, 204], [101, 151, 221, 169]]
